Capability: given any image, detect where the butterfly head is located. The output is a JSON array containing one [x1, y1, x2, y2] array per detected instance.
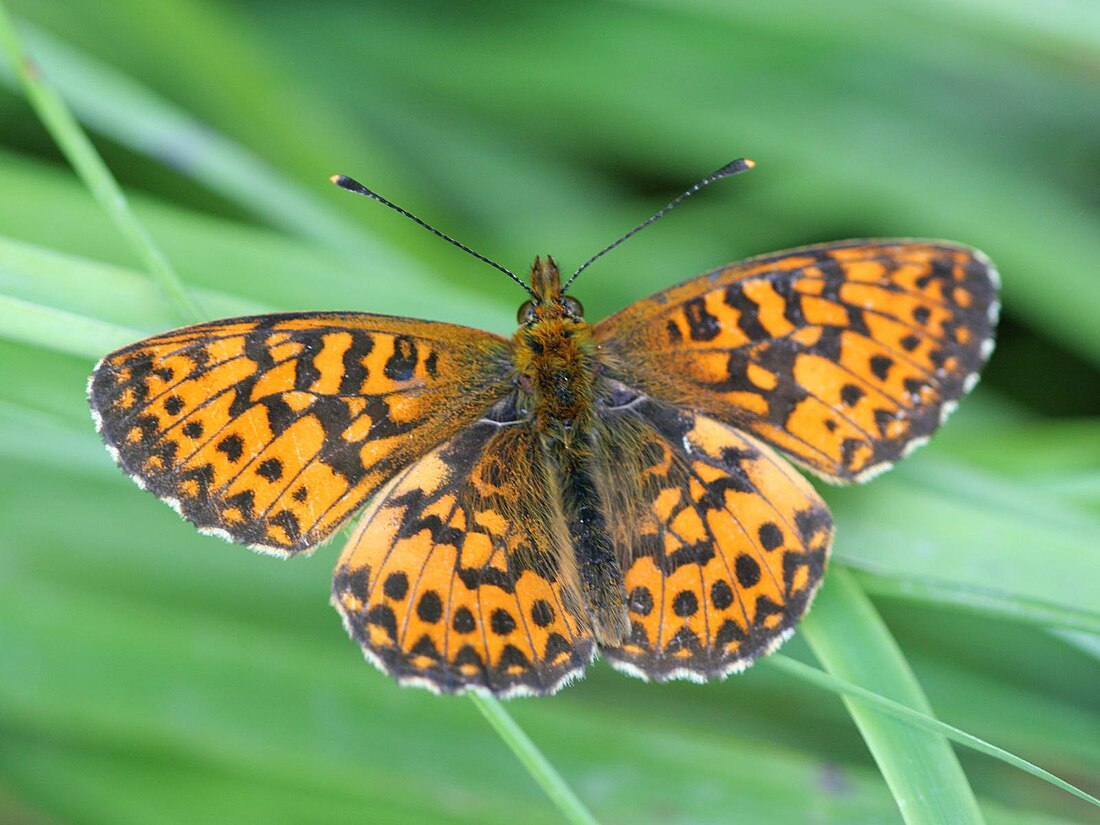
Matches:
[[517, 256, 585, 326], [512, 256, 597, 427]]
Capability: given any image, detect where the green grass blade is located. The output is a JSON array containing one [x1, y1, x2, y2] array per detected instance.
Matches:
[[470, 695, 599, 825], [0, 235, 265, 355], [849, 568, 1100, 634], [828, 459, 1100, 617], [802, 567, 985, 824], [0, 4, 198, 321], [0, 292, 141, 359], [1054, 630, 1100, 662], [0, 22, 432, 278], [0, 149, 510, 330], [768, 656, 1099, 809]]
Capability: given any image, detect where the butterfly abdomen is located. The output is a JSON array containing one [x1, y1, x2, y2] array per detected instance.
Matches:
[[549, 437, 630, 645]]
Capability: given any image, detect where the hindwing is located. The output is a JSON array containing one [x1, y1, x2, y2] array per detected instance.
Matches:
[[332, 395, 595, 696], [592, 391, 832, 680]]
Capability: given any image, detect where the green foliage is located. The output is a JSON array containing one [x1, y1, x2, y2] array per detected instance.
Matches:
[[0, 1, 1097, 823]]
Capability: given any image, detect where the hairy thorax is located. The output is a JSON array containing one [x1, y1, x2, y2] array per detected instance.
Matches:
[[513, 316, 599, 435]]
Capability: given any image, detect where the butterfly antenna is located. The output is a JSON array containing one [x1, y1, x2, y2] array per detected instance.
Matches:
[[562, 158, 756, 293], [330, 174, 537, 299]]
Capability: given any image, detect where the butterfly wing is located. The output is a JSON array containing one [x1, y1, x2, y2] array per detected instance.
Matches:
[[594, 240, 999, 482], [88, 313, 513, 554], [592, 390, 832, 681], [332, 394, 595, 696]]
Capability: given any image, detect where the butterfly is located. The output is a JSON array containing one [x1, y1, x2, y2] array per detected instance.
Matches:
[[88, 160, 999, 697]]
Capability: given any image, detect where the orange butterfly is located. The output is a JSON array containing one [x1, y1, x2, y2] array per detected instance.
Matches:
[[88, 160, 999, 697]]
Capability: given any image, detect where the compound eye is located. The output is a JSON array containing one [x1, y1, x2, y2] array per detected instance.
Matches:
[[562, 296, 584, 318], [517, 300, 538, 325]]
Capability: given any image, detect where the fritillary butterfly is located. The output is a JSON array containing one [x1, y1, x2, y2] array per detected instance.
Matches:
[[88, 160, 999, 696]]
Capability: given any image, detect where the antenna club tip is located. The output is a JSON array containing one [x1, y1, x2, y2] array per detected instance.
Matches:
[[716, 158, 755, 177], [331, 174, 373, 196], [330, 174, 360, 191]]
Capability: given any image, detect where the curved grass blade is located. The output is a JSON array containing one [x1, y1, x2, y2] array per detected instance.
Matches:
[[849, 567, 1100, 635], [767, 656, 1100, 809], [470, 694, 600, 825], [0, 2, 198, 322], [1053, 630, 1100, 662], [0, 236, 264, 357], [802, 567, 985, 825], [0, 21, 432, 279], [829, 463, 1100, 619], [0, 293, 142, 360]]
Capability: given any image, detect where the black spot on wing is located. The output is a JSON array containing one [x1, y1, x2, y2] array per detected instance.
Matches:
[[666, 319, 683, 344], [672, 590, 699, 617], [710, 580, 734, 610], [841, 384, 864, 407], [758, 522, 783, 551], [383, 572, 409, 600], [735, 554, 761, 588], [628, 586, 654, 616], [869, 355, 894, 382], [217, 434, 244, 463], [452, 607, 476, 634], [256, 458, 284, 482], [417, 591, 443, 623]]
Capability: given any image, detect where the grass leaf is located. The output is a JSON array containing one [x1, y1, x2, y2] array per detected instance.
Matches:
[[0, 2, 198, 320], [802, 569, 985, 824], [769, 655, 1099, 809]]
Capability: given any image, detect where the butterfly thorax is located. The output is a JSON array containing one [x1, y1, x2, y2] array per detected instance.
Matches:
[[512, 256, 598, 436]]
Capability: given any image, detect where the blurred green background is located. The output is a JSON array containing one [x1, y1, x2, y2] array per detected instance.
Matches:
[[1, 1, 1098, 823]]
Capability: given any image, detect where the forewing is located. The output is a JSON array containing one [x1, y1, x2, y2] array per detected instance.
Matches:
[[332, 397, 595, 697], [88, 313, 513, 554], [595, 240, 999, 482], [595, 393, 832, 681]]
